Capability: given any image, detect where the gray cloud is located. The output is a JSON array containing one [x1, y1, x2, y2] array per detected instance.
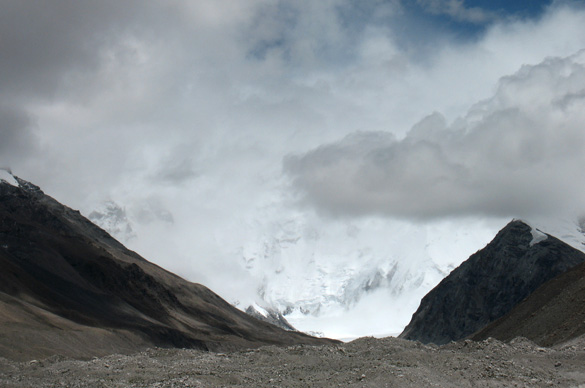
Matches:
[[0, 104, 37, 167], [148, 145, 199, 186], [0, 1, 151, 100], [285, 51, 585, 220], [0, 0, 165, 174]]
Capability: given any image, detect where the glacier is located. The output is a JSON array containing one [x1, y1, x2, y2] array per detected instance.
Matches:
[[233, 214, 504, 339]]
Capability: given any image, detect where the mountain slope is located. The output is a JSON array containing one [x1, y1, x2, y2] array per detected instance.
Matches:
[[471, 258, 585, 346], [0, 172, 335, 361], [399, 220, 585, 345]]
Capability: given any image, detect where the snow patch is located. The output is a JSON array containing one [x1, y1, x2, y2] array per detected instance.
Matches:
[[250, 302, 269, 318], [524, 217, 585, 253], [530, 227, 548, 246], [0, 169, 18, 187]]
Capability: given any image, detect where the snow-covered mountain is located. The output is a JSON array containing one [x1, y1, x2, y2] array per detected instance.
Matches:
[[86, 197, 507, 339], [82, 172, 585, 341]]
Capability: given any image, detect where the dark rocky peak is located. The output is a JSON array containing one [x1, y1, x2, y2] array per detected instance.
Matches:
[[400, 220, 585, 345], [14, 175, 43, 194], [0, 170, 42, 195]]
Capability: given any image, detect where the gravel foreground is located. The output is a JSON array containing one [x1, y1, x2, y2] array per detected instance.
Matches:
[[2, 336, 585, 387]]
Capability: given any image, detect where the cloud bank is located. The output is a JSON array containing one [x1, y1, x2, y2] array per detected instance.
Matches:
[[4, 0, 585, 209], [285, 51, 585, 220]]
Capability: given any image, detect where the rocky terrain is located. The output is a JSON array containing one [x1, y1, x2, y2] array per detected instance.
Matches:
[[2, 335, 585, 387], [401, 220, 585, 345], [473, 256, 585, 347], [0, 172, 334, 361]]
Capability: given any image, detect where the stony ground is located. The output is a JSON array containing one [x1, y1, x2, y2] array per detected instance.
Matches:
[[2, 336, 585, 387]]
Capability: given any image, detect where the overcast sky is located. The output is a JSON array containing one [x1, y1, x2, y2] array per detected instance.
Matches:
[[3, 1, 585, 327], [4, 0, 584, 215]]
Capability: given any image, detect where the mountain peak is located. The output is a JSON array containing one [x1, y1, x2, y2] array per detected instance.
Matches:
[[0, 170, 44, 196], [399, 219, 585, 345]]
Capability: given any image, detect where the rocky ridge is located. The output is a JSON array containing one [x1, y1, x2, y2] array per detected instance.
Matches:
[[0, 171, 335, 361]]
